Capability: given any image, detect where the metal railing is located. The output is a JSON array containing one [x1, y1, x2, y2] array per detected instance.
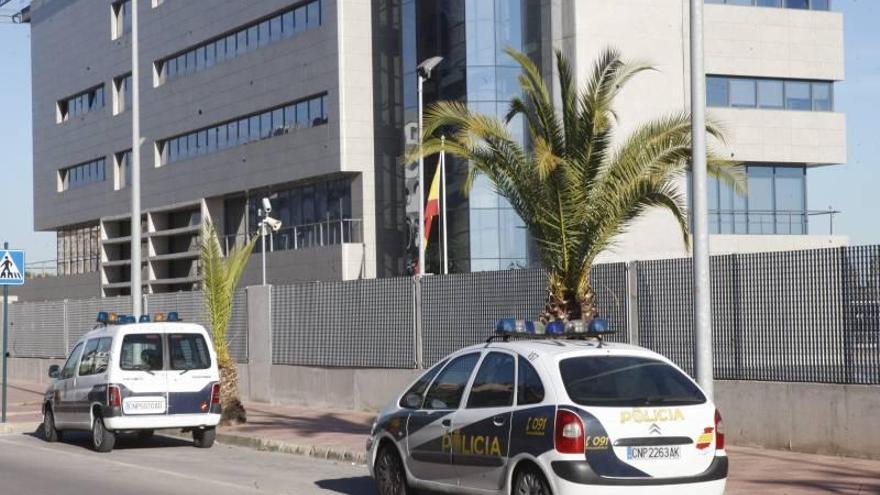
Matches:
[[708, 209, 840, 235], [222, 218, 363, 254]]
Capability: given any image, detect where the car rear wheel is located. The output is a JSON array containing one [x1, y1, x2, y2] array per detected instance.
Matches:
[[375, 446, 411, 495], [91, 416, 116, 453], [193, 427, 216, 448], [43, 407, 61, 443], [513, 465, 551, 495]]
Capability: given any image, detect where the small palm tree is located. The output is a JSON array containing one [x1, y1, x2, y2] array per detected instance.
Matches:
[[200, 221, 258, 424], [412, 48, 744, 322]]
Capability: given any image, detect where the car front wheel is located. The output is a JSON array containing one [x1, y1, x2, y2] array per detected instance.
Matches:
[[91, 416, 116, 453], [513, 465, 551, 495], [375, 446, 411, 495], [43, 407, 61, 443]]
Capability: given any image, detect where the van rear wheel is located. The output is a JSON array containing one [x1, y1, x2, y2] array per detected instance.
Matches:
[[91, 416, 116, 453], [193, 427, 216, 448]]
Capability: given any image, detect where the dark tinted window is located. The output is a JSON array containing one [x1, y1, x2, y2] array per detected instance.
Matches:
[[121, 334, 164, 371], [467, 352, 515, 409], [517, 357, 545, 405], [169, 334, 211, 370], [79, 338, 112, 376], [559, 356, 706, 407], [399, 359, 447, 408], [424, 353, 480, 410]]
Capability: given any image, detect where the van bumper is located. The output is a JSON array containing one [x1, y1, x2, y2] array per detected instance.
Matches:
[[104, 413, 221, 431]]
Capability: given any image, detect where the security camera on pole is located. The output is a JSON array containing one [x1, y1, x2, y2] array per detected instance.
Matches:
[[258, 197, 282, 286], [416, 55, 443, 276]]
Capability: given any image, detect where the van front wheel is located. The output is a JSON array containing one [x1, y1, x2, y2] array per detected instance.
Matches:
[[91, 416, 116, 453], [193, 427, 216, 448]]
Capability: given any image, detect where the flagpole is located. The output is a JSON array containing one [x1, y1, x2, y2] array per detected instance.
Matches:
[[441, 136, 449, 275]]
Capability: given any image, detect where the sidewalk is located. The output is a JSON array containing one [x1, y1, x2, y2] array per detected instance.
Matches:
[[2, 380, 878, 493]]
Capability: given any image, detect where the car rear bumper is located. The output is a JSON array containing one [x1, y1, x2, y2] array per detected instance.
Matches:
[[104, 413, 221, 431], [551, 455, 728, 487]]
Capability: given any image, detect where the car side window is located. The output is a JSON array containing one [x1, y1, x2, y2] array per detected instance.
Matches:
[[423, 353, 480, 410], [399, 358, 447, 409], [79, 338, 112, 376], [517, 356, 545, 406], [467, 352, 515, 409], [60, 343, 84, 380]]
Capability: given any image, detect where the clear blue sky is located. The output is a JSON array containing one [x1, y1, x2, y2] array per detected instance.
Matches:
[[1, 1, 877, 262]]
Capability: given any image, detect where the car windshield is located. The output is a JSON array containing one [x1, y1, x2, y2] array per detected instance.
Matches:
[[559, 356, 706, 407], [169, 333, 211, 370], [120, 333, 164, 371]]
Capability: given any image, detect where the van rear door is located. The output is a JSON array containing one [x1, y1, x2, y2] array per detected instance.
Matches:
[[166, 332, 216, 415], [117, 333, 169, 416]]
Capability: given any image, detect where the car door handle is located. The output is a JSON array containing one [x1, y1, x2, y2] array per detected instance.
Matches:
[[441, 419, 452, 428], [493, 415, 507, 427]]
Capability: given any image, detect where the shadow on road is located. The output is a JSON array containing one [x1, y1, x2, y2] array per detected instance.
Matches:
[[314, 477, 377, 495], [27, 427, 196, 451]]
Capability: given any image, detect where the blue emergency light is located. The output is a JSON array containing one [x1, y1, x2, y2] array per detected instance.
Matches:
[[139, 315, 151, 323], [492, 317, 613, 342]]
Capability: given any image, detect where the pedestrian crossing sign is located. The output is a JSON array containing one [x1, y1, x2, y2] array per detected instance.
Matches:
[[0, 250, 25, 286]]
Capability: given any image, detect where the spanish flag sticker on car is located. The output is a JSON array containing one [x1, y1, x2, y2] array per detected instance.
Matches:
[[696, 427, 714, 450]]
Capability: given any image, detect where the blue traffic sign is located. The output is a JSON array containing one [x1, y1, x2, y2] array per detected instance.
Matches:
[[0, 250, 24, 286]]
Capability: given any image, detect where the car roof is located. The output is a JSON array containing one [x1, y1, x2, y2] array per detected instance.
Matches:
[[457, 339, 662, 361], [78, 322, 208, 343]]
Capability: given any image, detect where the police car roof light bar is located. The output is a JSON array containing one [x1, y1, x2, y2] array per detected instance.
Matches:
[[488, 318, 614, 343], [139, 315, 150, 323]]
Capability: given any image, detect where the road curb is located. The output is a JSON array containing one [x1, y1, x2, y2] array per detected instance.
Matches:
[[161, 430, 367, 465], [0, 422, 42, 435]]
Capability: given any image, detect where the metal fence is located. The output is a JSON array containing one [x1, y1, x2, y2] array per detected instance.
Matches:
[[6, 292, 248, 363]]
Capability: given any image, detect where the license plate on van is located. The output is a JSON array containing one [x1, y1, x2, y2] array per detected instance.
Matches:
[[123, 397, 166, 415], [626, 446, 681, 460]]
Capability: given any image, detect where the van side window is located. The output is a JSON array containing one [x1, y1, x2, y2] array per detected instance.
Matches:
[[60, 343, 84, 380], [121, 334, 164, 371], [399, 358, 447, 409], [79, 338, 112, 376], [517, 356, 545, 405], [169, 333, 211, 370]]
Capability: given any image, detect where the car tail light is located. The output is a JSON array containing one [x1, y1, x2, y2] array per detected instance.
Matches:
[[108, 385, 121, 408], [715, 409, 725, 450], [211, 383, 221, 405], [555, 409, 585, 454]]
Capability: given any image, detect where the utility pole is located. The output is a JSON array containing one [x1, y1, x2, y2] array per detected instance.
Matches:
[[1, 241, 7, 423], [690, 0, 714, 398], [130, 0, 143, 316]]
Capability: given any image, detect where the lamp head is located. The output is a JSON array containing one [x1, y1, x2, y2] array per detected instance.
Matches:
[[417, 56, 444, 80]]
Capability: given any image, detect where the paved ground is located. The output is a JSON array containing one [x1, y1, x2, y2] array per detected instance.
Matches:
[[3, 380, 879, 494]]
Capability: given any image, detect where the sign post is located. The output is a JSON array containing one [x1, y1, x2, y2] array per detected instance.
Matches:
[[0, 242, 25, 423]]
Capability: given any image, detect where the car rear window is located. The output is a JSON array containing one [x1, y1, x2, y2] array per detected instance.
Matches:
[[169, 333, 211, 370], [559, 356, 706, 407], [121, 334, 164, 371]]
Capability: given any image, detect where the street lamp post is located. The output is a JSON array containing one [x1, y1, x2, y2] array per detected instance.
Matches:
[[416, 56, 443, 276], [130, 0, 143, 316], [690, 0, 714, 398], [258, 197, 282, 286]]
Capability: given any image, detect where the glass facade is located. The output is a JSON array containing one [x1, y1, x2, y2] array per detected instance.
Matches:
[[405, 0, 542, 273], [708, 76, 833, 111], [703, 164, 808, 235], [705, 0, 830, 9]]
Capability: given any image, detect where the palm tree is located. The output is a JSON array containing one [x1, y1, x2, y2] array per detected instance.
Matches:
[[200, 221, 258, 424], [412, 48, 744, 322]]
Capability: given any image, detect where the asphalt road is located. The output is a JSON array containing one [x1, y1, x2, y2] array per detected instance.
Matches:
[[0, 432, 376, 495]]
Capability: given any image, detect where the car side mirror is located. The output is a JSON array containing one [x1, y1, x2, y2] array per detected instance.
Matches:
[[404, 393, 422, 409], [48, 365, 60, 379]]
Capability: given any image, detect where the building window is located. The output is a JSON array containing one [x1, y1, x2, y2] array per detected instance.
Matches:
[[157, 93, 329, 166], [152, 0, 164, 7], [155, 0, 323, 85], [57, 224, 101, 275], [115, 150, 132, 190], [703, 164, 807, 235], [705, 0, 830, 9], [58, 158, 107, 192], [707, 76, 834, 111], [57, 85, 105, 123], [112, 0, 132, 40], [245, 177, 357, 252], [113, 73, 132, 115]]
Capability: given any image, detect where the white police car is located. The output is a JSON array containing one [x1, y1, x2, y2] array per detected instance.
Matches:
[[42, 312, 222, 452], [367, 319, 727, 495]]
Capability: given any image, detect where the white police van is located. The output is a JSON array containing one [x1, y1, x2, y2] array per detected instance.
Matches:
[[367, 319, 727, 495], [43, 312, 222, 453]]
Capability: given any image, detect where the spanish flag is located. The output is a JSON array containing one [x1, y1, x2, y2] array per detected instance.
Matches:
[[423, 158, 442, 249]]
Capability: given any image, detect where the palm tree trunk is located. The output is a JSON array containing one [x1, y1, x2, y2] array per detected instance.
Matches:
[[218, 352, 247, 425]]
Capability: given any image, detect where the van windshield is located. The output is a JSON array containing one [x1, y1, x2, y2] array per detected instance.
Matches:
[[169, 333, 211, 371], [559, 356, 706, 407], [121, 334, 164, 371]]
